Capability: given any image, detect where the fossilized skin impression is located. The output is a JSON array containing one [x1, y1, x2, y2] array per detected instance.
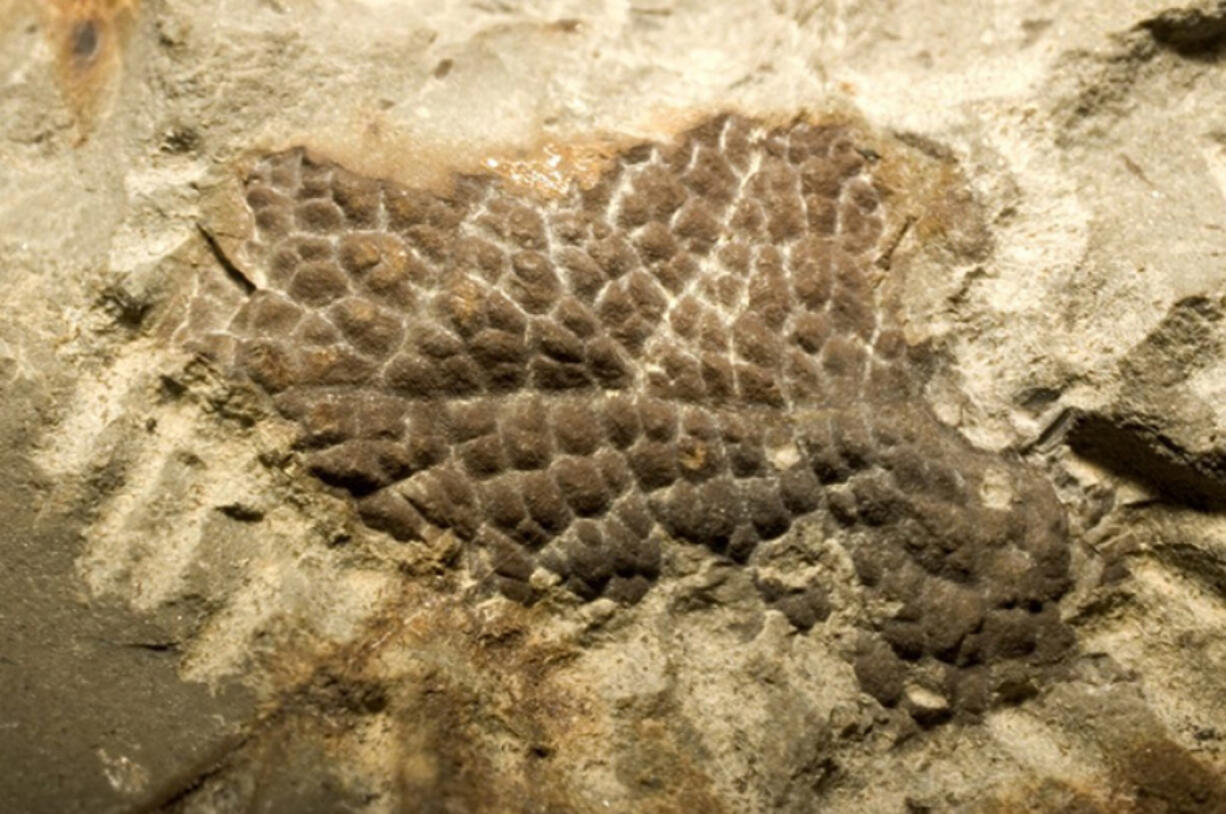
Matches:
[[179, 115, 1074, 717]]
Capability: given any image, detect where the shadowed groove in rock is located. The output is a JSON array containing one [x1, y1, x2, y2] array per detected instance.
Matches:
[[179, 114, 1076, 720]]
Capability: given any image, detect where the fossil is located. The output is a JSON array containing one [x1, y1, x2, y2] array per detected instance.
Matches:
[[178, 114, 1074, 719]]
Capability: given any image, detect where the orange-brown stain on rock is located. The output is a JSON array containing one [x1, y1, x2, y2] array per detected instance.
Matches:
[[273, 581, 602, 812], [976, 736, 1226, 813], [1114, 738, 1226, 814], [614, 717, 728, 814], [131, 574, 612, 811], [870, 131, 994, 266], [42, 0, 137, 139]]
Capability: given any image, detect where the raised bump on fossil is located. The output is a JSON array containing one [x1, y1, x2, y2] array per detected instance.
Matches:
[[180, 114, 1073, 719]]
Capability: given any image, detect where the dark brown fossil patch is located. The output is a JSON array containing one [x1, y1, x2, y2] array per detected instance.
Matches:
[[180, 114, 1075, 721]]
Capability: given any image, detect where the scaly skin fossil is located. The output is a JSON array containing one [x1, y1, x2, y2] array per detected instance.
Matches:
[[179, 114, 1073, 720]]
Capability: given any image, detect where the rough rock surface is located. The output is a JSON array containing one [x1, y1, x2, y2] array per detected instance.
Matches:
[[4, 1, 1226, 812]]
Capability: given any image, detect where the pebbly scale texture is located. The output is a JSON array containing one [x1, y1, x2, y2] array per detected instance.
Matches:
[[181, 115, 1073, 716]]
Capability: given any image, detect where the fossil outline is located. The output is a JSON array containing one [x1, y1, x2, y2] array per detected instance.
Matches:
[[177, 114, 1074, 718]]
